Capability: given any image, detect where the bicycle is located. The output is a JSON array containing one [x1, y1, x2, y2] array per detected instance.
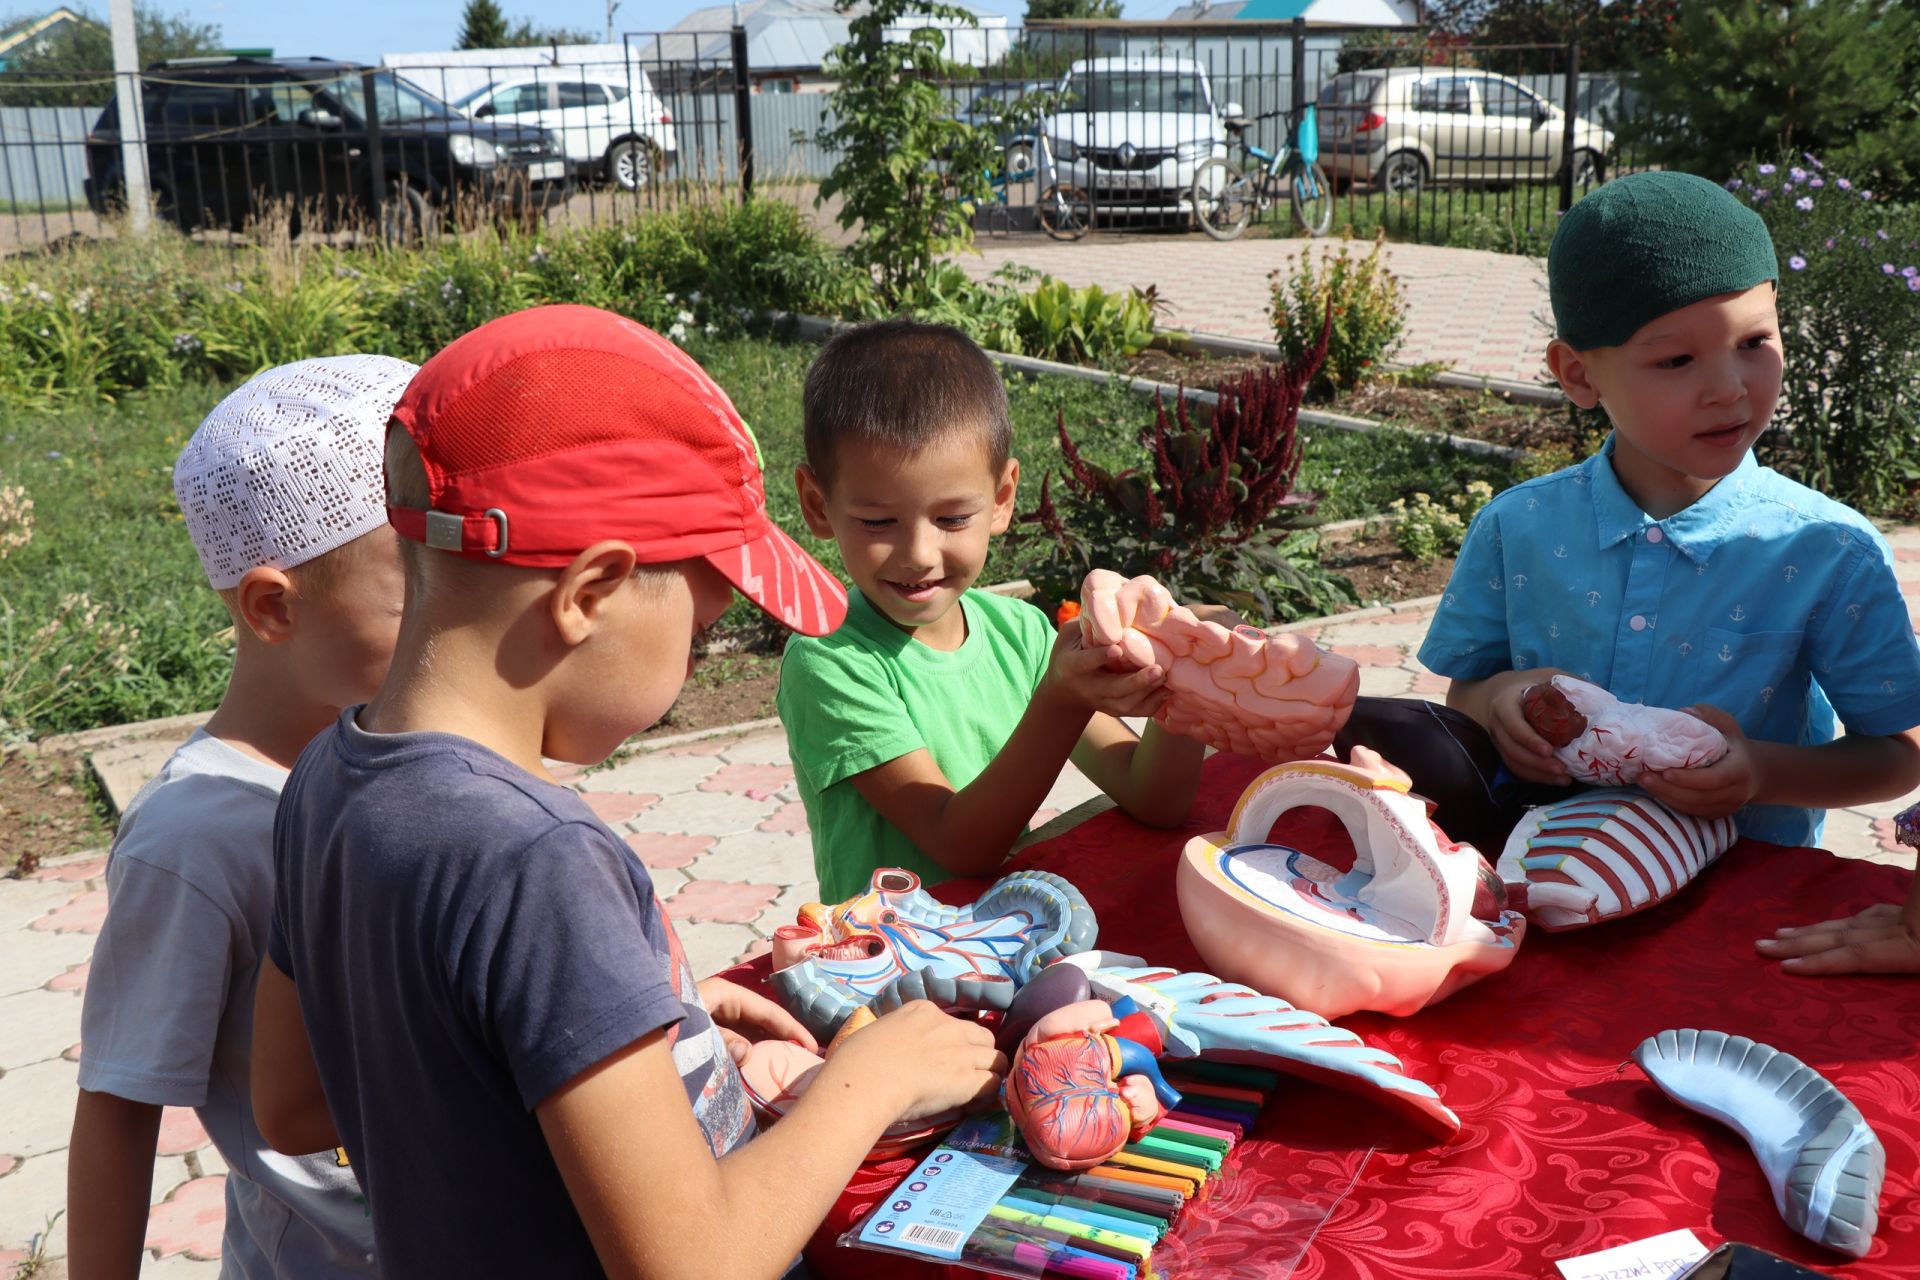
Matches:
[[1191, 103, 1332, 242], [1031, 131, 1093, 242]]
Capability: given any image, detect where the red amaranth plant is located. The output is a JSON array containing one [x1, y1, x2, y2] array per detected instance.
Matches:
[[1016, 302, 1353, 622]]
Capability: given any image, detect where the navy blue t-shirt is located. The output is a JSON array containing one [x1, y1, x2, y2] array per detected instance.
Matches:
[[268, 709, 755, 1276]]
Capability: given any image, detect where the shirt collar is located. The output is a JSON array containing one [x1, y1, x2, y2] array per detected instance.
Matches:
[[1587, 433, 1761, 565]]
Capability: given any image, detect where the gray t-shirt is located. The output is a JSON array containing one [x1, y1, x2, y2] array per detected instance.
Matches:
[[79, 730, 377, 1279]]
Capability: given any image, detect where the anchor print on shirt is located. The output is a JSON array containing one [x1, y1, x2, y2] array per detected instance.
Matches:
[[1728, 605, 1747, 623], [1586, 591, 1603, 607], [1553, 545, 1568, 559], [1512, 574, 1528, 591], [1783, 564, 1799, 582]]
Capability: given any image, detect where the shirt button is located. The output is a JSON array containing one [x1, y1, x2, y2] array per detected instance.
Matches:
[[1646, 526, 1664, 543], [1630, 615, 1648, 631]]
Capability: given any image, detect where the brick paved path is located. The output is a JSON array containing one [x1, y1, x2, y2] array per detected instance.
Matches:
[[959, 233, 1557, 387], [13, 537, 1920, 1270]]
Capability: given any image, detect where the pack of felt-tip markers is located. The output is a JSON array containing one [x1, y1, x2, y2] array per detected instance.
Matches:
[[838, 1058, 1279, 1279]]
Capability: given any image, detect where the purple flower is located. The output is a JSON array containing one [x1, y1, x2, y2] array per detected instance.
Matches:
[[1788, 255, 1807, 271], [1753, 188, 1771, 201], [1909, 276, 1920, 293], [1726, 177, 1744, 190], [1825, 238, 1836, 249], [1861, 189, 1874, 200], [1906, 267, 1920, 279], [1884, 263, 1898, 274], [1758, 163, 1777, 175], [1836, 177, 1852, 190], [1809, 177, 1825, 188], [1781, 180, 1795, 192], [1789, 166, 1807, 182], [1795, 196, 1813, 211], [1804, 152, 1825, 170], [1879, 229, 1891, 240]]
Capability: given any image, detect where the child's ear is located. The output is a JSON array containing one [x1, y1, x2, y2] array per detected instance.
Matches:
[[552, 541, 639, 646], [794, 464, 835, 539], [1546, 340, 1603, 410], [988, 458, 1020, 534], [233, 566, 298, 645]]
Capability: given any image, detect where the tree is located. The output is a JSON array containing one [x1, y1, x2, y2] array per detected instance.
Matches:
[[457, 0, 511, 50], [1623, 0, 1920, 201], [0, 4, 222, 106], [1026, 0, 1122, 19], [1425, 0, 1678, 73], [816, 0, 1000, 303]]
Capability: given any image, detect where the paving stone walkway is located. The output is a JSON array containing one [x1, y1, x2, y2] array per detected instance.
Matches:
[[15, 542, 1920, 1271], [960, 234, 1556, 387]]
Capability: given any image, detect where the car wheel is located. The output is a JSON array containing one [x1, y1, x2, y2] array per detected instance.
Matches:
[[1004, 140, 1035, 180], [1569, 148, 1604, 189], [608, 138, 658, 192], [1378, 150, 1427, 195]]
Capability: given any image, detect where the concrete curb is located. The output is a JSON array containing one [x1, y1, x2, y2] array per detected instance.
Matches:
[[1153, 329, 1564, 407], [777, 313, 1530, 463]]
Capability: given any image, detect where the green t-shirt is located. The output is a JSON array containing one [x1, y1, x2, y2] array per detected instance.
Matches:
[[777, 587, 1055, 903]]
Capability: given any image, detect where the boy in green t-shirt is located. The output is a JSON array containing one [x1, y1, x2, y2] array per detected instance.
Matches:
[[780, 318, 1226, 902]]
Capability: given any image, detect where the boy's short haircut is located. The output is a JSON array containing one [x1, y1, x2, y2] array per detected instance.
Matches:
[[386, 303, 846, 636], [173, 354, 418, 589], [1548, 170, 1777, 350], [802, 318, 1011, 487]]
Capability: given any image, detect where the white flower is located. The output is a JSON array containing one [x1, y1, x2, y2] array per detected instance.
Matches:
[[664, 292, 677, 304], [704, 322, 718, 336], [675, 309, 694, 325], [667, 322, 688, 343]]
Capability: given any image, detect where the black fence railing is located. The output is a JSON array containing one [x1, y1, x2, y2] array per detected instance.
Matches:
[[0, 21, 1650, 253]]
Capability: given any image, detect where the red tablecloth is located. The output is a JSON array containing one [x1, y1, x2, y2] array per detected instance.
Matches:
[[721, 753, 1920, 1278]]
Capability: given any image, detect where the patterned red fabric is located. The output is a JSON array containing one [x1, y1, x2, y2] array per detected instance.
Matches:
[[720, 753, 1920, 1278]]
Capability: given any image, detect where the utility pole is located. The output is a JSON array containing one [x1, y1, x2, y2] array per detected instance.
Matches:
[[108, 0, 149, 234], [606, 0, 621, 42]]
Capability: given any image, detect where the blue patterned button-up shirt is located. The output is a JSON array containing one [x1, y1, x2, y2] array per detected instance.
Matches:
[[1419, 434, 1920, 848]]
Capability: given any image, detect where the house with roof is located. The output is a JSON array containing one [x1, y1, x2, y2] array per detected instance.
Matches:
[[637, 0, 1012, 94], [1162, 0, 1421, 20], [0, 6, 90, 71]]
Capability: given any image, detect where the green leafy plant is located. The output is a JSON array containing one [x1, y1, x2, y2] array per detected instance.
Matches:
[[815, 0, 999, 303], [1014, 279, 1158, 366], [1014, 311, 1357, 622], [1270, 230, 1407, 397], [1389, 481, 1493, 562], [1727, 154, 1920, 513]]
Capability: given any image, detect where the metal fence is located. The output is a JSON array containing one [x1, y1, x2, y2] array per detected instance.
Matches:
[[0, 20, 1649, 251]]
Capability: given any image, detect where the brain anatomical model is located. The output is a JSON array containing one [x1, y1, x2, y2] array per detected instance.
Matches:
[[1078, 569, 1360, 764]]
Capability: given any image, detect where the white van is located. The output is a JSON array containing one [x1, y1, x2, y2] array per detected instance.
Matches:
[[1042, 56, 1241, 220]]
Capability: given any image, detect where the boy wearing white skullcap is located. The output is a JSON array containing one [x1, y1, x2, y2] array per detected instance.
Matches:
[[68, 355, 415, 1279]]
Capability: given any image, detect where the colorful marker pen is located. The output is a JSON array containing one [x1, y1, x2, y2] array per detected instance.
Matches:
[[1000, 1191, 1161, 1242], [985, 1205, 1154, 1262], [1011, 1183, 1169, 1234], [1012, 1240, 1136, 1280]]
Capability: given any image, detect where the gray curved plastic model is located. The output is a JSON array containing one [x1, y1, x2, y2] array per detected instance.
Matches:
[[1633, 1029, 1884, 1258]]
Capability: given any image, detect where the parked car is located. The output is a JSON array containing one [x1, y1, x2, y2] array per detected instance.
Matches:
[[1315, 66, 1613, 194], [449, 71, 677, 192], [956, 80, 1048, 175], [84, 55, 570, 238], [1041, 57, 1241, 222]]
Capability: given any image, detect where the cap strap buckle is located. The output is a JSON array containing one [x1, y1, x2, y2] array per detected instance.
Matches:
[[482, 507, 510, 558], [415, 506, 510, 557], [424, 510, 465, 552]]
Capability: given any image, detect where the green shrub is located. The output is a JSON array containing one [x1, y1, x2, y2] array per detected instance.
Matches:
[[1269, 230, 1407, 396], [1012, 336, 1357, 623], [892, 264, 1160, 366], [1726, 155, 1920, 514], [1389, 481, 1493, 563]]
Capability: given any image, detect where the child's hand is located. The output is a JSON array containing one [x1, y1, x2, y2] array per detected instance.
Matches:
[[818, 1000, 1006, 1124], [1755, 904, 1920, 975], [696, 977, 818, 1063], [1487, 669, 1574, 785], [1041, 621, 1170, 719], [1638, 705, 1758, 819]]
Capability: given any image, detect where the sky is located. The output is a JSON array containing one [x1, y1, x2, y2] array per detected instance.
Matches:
[[121, 0, 1055, 67]]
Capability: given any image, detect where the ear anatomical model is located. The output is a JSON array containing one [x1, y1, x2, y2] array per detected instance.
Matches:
[[1521, 675, 1727, 786], [1077, 570, 1360, 764], [1635, 1029, 1884, 1258]]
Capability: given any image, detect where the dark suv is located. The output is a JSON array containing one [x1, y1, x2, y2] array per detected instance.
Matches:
[[84, 55, 571, 236]]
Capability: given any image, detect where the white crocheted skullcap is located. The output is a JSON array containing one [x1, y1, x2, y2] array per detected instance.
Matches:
[[174, 354, 419, 589]]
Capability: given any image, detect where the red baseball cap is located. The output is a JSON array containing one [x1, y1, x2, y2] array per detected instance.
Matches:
[[388, 304, 846, 636]]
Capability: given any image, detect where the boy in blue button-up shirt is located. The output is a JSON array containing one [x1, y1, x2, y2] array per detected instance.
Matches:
[[1420, 174, 1920, 914]]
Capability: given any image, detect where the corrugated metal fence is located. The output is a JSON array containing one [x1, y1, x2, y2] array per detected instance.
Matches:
[[0, 106, 93, 209]]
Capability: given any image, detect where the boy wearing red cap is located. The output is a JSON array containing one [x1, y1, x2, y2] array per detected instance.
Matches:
[[782, 319, 1224, 904], [250, 306, 1004, 1278]]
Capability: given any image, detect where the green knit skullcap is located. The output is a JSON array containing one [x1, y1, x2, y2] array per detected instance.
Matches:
[[1548, 171, 1778, 350]]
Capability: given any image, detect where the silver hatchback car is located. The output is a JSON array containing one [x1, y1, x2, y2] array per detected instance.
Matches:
[[1316, 66, 1613, 193]]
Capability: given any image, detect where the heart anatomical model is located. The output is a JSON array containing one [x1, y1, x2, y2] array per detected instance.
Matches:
[[1177, 749, 1524, 1019], [1078, 569, 1359, 764], [1522, 675, 1727, 785], [768, 868, 1099, 1044], [1004, 996, 1182, 1171]]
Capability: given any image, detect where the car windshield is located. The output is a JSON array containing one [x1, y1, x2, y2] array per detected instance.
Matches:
[[1319, 75, 1379, 106], [450, 83, 494, 110], [314, 70, 452, 123], [1066, 72, 1208, 114]]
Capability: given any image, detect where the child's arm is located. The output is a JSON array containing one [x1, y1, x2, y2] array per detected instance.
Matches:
[[850, 625, 1169, 876], [1444, 666, 1576, 785], [1640, 714, 1920, 820], [1754, 882, 1920, 975], [251, 958, 342, 1156], [67, 1090, 163, 1280], [538, 1000, 1003, 1279], [1070, 717, 1206, 829]]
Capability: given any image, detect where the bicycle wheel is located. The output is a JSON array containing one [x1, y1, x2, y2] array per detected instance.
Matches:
[[1290, 161, 1334, 237], [1192, 157, 1254, 241], [1037, 183, 1094, 241]]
